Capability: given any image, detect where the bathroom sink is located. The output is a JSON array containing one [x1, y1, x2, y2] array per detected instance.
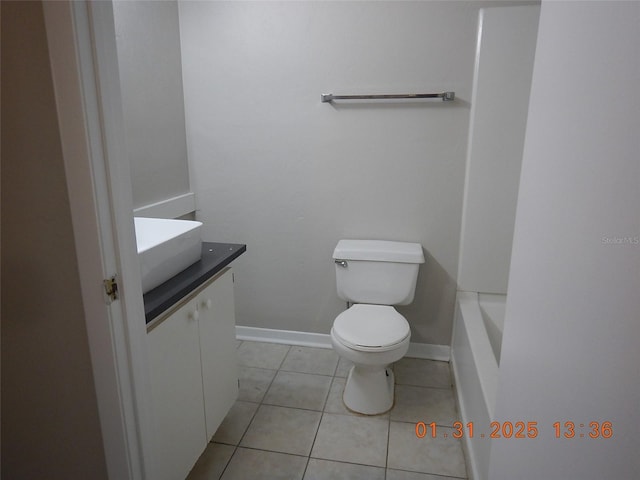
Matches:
[[134, 217, 203, 293]]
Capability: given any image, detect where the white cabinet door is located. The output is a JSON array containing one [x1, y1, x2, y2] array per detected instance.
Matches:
[[147, 297, 207, 480], [197, 268, 239, 439]]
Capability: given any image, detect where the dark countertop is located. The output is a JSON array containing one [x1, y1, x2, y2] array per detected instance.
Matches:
[[143, 242, 246, 323]]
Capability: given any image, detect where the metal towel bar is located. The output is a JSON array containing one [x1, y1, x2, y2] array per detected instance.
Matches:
[[321, 91, 455, 103]]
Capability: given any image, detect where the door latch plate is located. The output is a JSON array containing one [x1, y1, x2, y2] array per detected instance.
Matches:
[[104, 276, 119, 303]]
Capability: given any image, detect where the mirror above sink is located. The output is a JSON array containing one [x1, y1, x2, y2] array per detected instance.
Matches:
[[134, 217, 203, 293]]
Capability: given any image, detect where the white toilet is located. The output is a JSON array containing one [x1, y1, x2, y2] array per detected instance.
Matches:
[[331, 239, 425, 415]]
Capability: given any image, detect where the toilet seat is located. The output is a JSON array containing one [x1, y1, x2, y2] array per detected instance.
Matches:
[[333, 304, 410, 352]]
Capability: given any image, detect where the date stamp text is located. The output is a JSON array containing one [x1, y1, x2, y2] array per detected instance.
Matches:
[[415, 421, 613, 440]]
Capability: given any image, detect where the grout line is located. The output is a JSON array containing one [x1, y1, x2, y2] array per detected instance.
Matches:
[[303, 409, 325, 479], [332, 356, 341, 377], [320, 374, 334, 412], [392, 419, 459, 429], [395, 382, 454, 390], [307, 453, 390, 471], [276, 368, 336, 378], [384, 373, 394, 479], [259, 402, 330, 415], [276, 344, 293, 370], [257, 368, 280, 404], [232, 400, 261, 448], [279, 369, 336, 377], [385, 414, 391, 479], [300, 374, 333, 469], [233, 445, 308, 458], [217, 443, 237, 480], [301, 456, 312, 479]]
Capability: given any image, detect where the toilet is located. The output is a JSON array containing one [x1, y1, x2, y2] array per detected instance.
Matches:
[[331, 239, 425, 415]]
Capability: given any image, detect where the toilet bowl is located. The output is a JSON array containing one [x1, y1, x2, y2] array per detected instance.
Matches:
[[331, 239, 424, 415], [331, 304, 410, 414]]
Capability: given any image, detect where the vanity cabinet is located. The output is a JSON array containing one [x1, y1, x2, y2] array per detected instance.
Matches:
[[197, 268, 239, 439], [147, 267, 238, 480]]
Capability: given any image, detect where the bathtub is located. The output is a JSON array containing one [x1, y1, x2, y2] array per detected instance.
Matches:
[[451, 291, 506, 480]]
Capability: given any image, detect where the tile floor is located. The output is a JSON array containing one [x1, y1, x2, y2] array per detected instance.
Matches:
[[187, 341, 467, 480]]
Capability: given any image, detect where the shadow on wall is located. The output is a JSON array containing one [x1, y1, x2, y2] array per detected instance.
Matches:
[[397, 250, 457, 345], [323, 98, 470, 112]]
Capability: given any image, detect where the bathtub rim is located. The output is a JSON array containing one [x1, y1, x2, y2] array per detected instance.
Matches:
[[454, 291, 500, 418], [451, 290, 501, 480]]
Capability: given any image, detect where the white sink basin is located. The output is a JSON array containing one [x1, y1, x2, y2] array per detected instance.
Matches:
[[134, 217, 203, 293]]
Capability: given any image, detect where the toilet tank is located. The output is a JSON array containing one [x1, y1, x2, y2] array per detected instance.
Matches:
[[333, 239, 425, 305]]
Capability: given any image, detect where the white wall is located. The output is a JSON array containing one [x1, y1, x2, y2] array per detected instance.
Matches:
[[179, 1, 498, 345], [113, 1, 191, 210], [457, 6, 539, 294], [490, 2, 640, 478]]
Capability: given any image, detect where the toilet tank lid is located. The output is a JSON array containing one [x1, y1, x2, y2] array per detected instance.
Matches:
[[333, 239, 425, 264]]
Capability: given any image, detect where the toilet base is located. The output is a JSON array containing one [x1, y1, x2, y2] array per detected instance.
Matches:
[[343, 365, 395, 415]]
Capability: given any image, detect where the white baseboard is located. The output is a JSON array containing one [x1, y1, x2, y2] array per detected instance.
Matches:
[[133, 192, 196, 219], [236, 326, 450, 361], [407, 342, 450, 362], [236, 326, 332, 349]]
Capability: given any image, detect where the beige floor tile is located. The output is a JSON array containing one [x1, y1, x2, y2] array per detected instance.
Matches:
[[240, 405, 322, 456], [263, 371, 332, 410], [390, 385, 458, 425], [281, 346, 339, 375], [323, 377, 350, 415], [221, 447, 307, 480], [394, 358, 451, 388], [303, 458, 385, 480], [310, 413, 389, 467], [386, 469, 457, 480], [236, 341, 290, 369], [238, 366, 277, 403], [212, 400, 259, 445], [387, 422, 466, 478], [186, 443, 235, 480], [195, 342, 467, 479]]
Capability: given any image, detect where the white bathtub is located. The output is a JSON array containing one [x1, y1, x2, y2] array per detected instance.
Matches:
[[451, 291, 506, 480]]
